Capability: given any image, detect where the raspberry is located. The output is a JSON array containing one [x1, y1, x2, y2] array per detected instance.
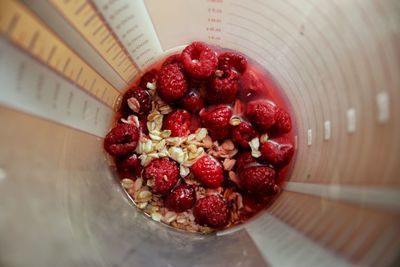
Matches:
[[272, 108, 292, 135], [181, 42, 218, 79], [157, 64, 188, 103], [116, 154, 142, 180], [191, 155, 224, 188], [163, 109, 191, 137], [181, 90, 204, 113], [162, 54, 183, 68], [104, 123, 140, 156], [143, 158, 179, 195], [238, 71, 266, 101], [139, 69, 158, 89], [206, 70, 239, 104], [199, 105, 232, 140], [236, 151, 258, 173], [218, 52, 247, 73], [164, 183, 196, 212], [260, 136, 294, 167], [121, 86, 152, 116], [193, 195, 230, 228], [246, 100, 277, 132], [239, 166, 276, 195], [232, 121, 258, 148]]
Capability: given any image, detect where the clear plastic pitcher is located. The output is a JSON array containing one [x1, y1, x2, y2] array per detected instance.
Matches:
[[0, 0, 399, 266]]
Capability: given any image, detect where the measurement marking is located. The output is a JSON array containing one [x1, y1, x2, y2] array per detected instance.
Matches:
[[75, 2, 87, 15], [76, 67, 83, 83], [324, 120, 331, 140], [376, 92, 389, 123], [101, 87, 107, 99], [112, 49, 122, 61], [83, 13, 96, 27], [118, 57, 128, 67], [92, 24, 103, 36], [7, 13, 20, 34], [28, 31, 39, 51], [122, 63, 132, 73], [47, 45, 56, 62], [346, 108, 356, 133], [90, 78, 96, 91], [307, 129, 312, 146], [106, 42, 116, 53], [284, 182, 400, 210], [100, 33, 110, 44], [62, 57, 71, 73]]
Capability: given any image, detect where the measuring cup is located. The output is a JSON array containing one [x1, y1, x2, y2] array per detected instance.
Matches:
[[0, 0, 399, 266]]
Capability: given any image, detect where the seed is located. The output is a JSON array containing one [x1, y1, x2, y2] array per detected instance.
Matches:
[[121, 178, 134, 189], [163, 175, 168, 181], [215, 69, 224, 77], [229, 116, 241, 126]]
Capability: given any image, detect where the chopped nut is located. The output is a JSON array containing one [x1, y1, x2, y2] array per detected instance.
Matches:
[[162, 211, 177, 223], [229, 116, 241, 126], [260, 133, 269, 144], [169, 147, 186, 163], [215, 69, 224, 77], [223, 158, 236, 171], [160, 130, 172, 138], [151, 212, 162, 222], [180, 165, 190, 177], [228, 171, 240, 186], [121, 178, 134, 189], [146, 81, 157, 90], [195, 128, 208, 141], [249, 137, 261, 158], [137, 190, 152, 202], [127, 97, 140, 113], [221, 140, 235, 151]]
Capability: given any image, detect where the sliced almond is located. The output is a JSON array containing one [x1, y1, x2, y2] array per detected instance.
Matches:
[[229, 116, 241, 126], [221, 140, 235, 151], [147, 111, 160, 122], [162, 211, 177, 223], [187, 134, 196, 142], [260, 133, 269, 144], [169, 146, 186, 163], [143, 139, 153, 153], [137, 190, 152, 202], [249, 137, 261, 158], [187, 144, 197, 154], [223, 158, 236, 171], [133, 178, 143, 192], [195, 128, 208, 141], [159, 104, 172, 114], [127, 97, 140, 113], [160, 130, 172, 138], [121, 178, 134, 189], [147, 121, 156, 132], [151, 212, 162, 222], [149, 132, 162, 141]]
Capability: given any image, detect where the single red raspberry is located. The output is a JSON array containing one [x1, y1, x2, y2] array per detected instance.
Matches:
[[181, 90, 204, 113], [121, 86, 152, 116], [162, 54, 183, 68], [164, 183, 196, 212], [199, 105, 232, 140], [181, 42, 218, 79], [238, 71, 266, 101], [193, 195, 230, 228], [239, 166, 276, 195], [191, 155, 224, 188], [104, 123, 140, 156], [246, 100, 277, 132], [143, 158, 179, 195], [236, 151, 258, 174], [218, 52, 247, 73], [157, 64, 188, 103], [272, 108, 292, 135], [260, 135, 294, 167], [232, 121, 258, 148], [115, 154, 142, 180], [163, 109, 191, 137], [139, 69, 158, 89], [206, 70, 239, 104]]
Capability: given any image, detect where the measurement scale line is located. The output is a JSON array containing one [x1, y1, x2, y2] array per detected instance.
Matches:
[[92, 24, 103, 36], [74, 2, 87, 15], [112, 49, 122, 61], [83, 13, 96, 27], [100, 33, 110, 45], [106, 41, 116, 53], [76, 67, 83, 83], [7, 13, 20, 34], [118, 56, 128, 67], [284, 181, 400, 210], [46, 45, 56, 62], [62, 57, 71, 73], [28, 31, 39, 51]]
